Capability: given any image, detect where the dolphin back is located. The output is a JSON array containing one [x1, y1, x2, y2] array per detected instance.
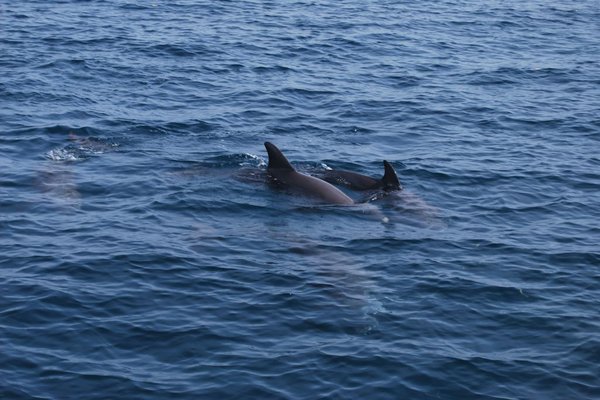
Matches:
[[264, 142, 294, 171], [382, 160, 401, 191], [263, 142, 354, 205], [322, 170, 379, 190]]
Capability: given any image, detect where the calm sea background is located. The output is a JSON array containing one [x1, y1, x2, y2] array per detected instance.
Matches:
[[1, 1, 599, 399]]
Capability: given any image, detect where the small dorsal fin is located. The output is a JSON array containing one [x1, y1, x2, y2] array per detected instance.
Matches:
[[264, 142, 295, 171], [382, 160, 401, 191]]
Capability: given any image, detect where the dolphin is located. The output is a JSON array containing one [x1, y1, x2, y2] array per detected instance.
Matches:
[[321, 160, 402, 192], [264, 142, 354, 205]]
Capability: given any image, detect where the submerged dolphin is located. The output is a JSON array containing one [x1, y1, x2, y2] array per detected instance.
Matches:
[[321, 160, 402, 192], [264, 142, 354, 205]]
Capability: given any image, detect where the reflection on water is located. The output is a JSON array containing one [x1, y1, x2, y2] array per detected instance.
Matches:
[[372, 190, 446, 229], [36, 162, 81, 208], [38, 132, 120, 208], [186, 213, 383, 333]]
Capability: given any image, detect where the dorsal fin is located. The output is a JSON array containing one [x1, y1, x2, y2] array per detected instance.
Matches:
[[382, 160, 401, 191], [264, 142, 295, 171]]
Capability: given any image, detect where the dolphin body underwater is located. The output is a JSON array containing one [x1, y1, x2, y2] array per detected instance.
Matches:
[[320, 160, 402, 192], [264, 142, 354, 205]]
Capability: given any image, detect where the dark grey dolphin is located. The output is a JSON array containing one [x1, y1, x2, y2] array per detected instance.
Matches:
[[264, 142, 354, 205], [321, 160, 402, 192]]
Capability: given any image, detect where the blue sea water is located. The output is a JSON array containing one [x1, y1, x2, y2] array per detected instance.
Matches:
[[1, 1, 600, 398]]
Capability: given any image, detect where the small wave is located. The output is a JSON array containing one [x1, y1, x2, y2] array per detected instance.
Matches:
[[33, 58, 90, 71], [130, 120, 217, 136], [139, 43, 221, 58], [46, 138, 119, 162], [277, 87, 339, 100], [383, 74, 422, 88], [46, 148, 84, 162], [149, 43, 197, 57], [464, 65, 582, 85], [252, 65, 295, 74], [202, 153, 266, 168]]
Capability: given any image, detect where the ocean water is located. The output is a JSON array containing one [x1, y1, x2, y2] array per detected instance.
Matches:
[[1, 1, 600, 399]]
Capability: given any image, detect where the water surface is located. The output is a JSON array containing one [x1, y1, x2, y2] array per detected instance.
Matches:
[[1, 1, 600, 399]]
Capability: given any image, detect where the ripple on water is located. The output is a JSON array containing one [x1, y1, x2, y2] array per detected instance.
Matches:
[[1, 0, 600, 399]]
